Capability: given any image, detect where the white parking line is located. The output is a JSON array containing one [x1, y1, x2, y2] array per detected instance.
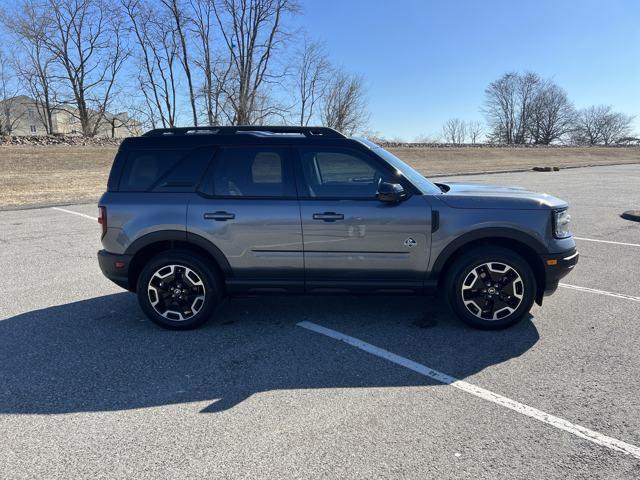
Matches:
[[51, 206, 96, 221], [559, 283, 640, 302], [297, 320, 640, 460], [574, 237, 640, 248]]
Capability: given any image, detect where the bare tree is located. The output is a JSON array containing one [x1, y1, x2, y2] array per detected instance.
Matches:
[[467, 120, 484, 144], [122, 0, 179, 128], [161, 0, 198, 126], [3, 0, 58, 134], [600, 109, 634, 145], [101, 111, 140, 138], [573, 105, 603, 145], [38, 0, 130, 136], [189, 0, 233, 126], [573, 105, 635, 145], [513, 72, 541, 143], [0, 51, 25, 135], [212, 0, 298, 125], [442, 118, 466, 144], [483, 72, 517, 143], [321, 68, 368, 135], [294, 37, 330, 126], [483, 71, 542, 144], [527, 81, 575, 144]]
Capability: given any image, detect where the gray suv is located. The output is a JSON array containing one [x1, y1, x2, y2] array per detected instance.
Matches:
[[98, 126, 578, 330]]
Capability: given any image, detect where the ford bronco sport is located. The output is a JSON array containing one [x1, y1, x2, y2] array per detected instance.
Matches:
[[98, 126, 578, 330]]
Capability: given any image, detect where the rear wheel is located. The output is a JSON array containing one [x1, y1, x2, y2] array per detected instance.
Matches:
[[136, 251, 221, 330], [445, 246, 536, 329]]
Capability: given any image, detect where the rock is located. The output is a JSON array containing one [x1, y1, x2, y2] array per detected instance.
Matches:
[[621, 210, 640, 222], [0, 135, 123, 147]]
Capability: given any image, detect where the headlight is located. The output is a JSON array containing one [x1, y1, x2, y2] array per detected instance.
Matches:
[[553, 209, 572, 238]]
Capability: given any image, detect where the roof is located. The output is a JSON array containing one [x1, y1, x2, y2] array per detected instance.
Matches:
[[121, 126, 356, 150], [142, 126, 346, 138]]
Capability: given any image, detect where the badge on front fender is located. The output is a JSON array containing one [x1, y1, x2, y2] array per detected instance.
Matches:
[[404, 237, 417, 248]]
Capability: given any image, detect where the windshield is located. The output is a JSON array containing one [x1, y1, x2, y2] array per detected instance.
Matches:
[[352, 137, 442, 195]]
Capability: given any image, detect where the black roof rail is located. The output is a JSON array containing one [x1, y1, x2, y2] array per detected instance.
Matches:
[[141, 125, 346, 138]]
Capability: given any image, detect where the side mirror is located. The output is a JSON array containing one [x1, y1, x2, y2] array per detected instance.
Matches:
[[376, 182, 406, 203]]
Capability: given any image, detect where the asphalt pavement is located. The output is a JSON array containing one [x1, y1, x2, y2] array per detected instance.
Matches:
[[1, 164, 639, 479]]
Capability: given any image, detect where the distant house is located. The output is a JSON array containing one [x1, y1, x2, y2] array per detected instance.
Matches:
[[0, 95, 142, 138]]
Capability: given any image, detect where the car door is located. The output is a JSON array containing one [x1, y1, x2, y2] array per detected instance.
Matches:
[[187, 145, 304, 292], [295, 146, 432, 292]]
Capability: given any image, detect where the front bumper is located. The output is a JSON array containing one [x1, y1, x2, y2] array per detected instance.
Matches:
[[542, 247, 579, 296], [98, 250, 133, 291]]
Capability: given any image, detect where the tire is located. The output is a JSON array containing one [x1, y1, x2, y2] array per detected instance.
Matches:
[[136, 250, 222, 330], [445, 246, 536, 330]]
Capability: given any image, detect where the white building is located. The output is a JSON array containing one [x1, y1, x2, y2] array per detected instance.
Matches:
[[0, 95, 142, 138]]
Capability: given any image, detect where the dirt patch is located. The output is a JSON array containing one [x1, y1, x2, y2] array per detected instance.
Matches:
[[1, 144, 639, 209]]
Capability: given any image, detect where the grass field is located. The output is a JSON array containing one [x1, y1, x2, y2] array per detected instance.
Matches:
[[1, 144, 639, 208]]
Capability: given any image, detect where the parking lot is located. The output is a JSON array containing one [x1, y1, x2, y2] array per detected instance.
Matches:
[[1, 163, 639, 479]]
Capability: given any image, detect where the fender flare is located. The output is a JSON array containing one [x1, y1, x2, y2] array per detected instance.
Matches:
[[429, 227, 548, 280], [124, 230, 233, 276]]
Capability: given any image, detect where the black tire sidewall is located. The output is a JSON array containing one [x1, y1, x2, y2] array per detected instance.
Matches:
[[136, 251, 220, 330], [446, 247, 536, 330]]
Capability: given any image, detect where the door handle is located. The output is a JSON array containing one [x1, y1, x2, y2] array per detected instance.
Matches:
[[312, 212, 344, 222], [204, 211, 235, 221]]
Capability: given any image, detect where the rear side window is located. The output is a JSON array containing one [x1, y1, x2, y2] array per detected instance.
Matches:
[[119, 150, 185, 192], [200, 147, 293, 198]]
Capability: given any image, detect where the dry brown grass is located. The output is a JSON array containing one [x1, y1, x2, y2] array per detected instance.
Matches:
[[1, 144, 639, 208], [0, 145, 115, 208], [393, 146, 640, 176]]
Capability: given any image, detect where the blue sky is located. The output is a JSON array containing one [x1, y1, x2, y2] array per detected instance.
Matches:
[[293, 0, 640, 139]]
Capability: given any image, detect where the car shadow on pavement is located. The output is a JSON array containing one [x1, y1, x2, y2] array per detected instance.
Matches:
[[0, 292, 539, 414]]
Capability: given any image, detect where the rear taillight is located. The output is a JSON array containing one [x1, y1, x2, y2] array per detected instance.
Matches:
[[98, 206, 107, 239]]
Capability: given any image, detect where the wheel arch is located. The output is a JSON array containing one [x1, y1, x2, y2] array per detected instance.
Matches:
[[125, 230, 232, 292], [431, 228, 547, 304]]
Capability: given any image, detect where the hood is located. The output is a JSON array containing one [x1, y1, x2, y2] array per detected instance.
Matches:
[[436, 182, 568, 210]]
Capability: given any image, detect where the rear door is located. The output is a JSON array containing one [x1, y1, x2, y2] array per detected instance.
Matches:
[[295, 146, 432, 292], [187, 146, 304, 292]]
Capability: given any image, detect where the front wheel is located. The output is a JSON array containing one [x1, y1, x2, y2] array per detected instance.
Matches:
[[445, 247, 536, 330], [136, 251, 221, 330]]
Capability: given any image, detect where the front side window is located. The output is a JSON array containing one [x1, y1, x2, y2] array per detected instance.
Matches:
[[352, 137, 442, 195], [206, 147, 291, 198], [298, 148, 396, 198]]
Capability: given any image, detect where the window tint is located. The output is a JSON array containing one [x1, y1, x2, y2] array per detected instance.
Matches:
[[299, 148, 393, 198], [152, 148, 212, 192], [208, 148, 288, 197], [251, 152, 282, 183], [119, 150, 184, 192]]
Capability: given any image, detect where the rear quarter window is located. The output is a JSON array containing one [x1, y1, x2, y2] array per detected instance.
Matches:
[[152, 148, 213, 192], [118, 148, 212, 192], [119, 150, 185, 192]]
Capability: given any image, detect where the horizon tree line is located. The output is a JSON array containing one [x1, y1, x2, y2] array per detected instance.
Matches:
[[442, 71, 636, 146]]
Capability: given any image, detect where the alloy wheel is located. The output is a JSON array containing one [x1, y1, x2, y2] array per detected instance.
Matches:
[[147, 264, 206, 321], [461, 262, 524, 321]]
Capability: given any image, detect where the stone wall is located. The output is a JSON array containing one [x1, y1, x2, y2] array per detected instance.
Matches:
[[0, 135, 123, 147]]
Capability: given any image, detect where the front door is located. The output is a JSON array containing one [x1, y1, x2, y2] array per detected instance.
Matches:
[[295, 147, 431, 292], [187, 146, 304, 292]]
